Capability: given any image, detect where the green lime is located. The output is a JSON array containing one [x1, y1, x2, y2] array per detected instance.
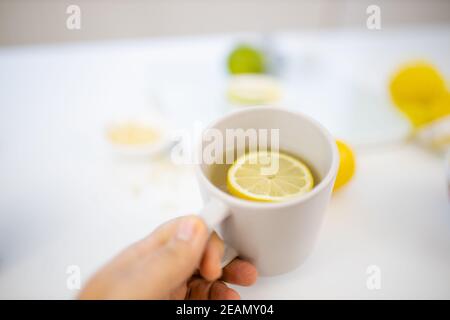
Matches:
[[227, 45, 266, 74]]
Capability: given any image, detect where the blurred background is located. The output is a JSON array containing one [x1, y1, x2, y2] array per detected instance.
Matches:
[[1, 0, 450, 45], [0, 0, 449, 299]]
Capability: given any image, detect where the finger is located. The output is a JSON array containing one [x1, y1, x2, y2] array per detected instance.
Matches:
[[169, 283, 188, 300], [222, 259, 258, 286], [79, 216, 194, 299], [113, 216, 189, 268], [116, 215, 210, 299], [186, 277, 213, 300], [199, 232, 224, 281], [131, 216, 190, 259], [209, 281, 240, 300]]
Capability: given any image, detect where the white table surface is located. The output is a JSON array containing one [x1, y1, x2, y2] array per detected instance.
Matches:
[[0, 27, 449, 299]]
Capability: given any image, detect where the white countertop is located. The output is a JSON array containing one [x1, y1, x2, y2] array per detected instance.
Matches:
[[0, 28, 449, 299]]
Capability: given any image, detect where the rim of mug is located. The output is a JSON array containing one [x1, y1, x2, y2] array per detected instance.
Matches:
[[195, 106, 340, 209]]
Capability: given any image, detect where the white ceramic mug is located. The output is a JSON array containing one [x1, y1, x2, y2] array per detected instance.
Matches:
[[195, 106, 339, 276]]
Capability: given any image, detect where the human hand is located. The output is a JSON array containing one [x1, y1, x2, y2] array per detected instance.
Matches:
[[79, 215, 257, 299]]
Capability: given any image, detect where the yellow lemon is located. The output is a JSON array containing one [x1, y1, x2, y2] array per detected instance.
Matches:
[[227, 151, 314, 202], [405, 92, 450, 129], [389, 62, 448, 127], [334, 140, 356, 191]]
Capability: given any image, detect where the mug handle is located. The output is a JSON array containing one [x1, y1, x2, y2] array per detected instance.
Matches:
[[199, 198, 239, 268]]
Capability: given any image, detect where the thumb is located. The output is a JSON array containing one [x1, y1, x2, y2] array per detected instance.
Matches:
[[143, 215, 209, 296]]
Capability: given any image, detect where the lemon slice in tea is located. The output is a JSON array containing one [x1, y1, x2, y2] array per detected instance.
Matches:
[[227, 151, 314, 202]]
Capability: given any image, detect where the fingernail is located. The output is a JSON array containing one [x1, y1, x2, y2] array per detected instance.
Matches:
[[176, 218, 197, 241]]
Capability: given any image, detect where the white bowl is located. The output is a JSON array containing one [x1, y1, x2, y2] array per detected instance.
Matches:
[[105, 113, 175, 158]]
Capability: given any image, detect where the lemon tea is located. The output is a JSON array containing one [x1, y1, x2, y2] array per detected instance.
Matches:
[[206, 150, 320, 198]]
